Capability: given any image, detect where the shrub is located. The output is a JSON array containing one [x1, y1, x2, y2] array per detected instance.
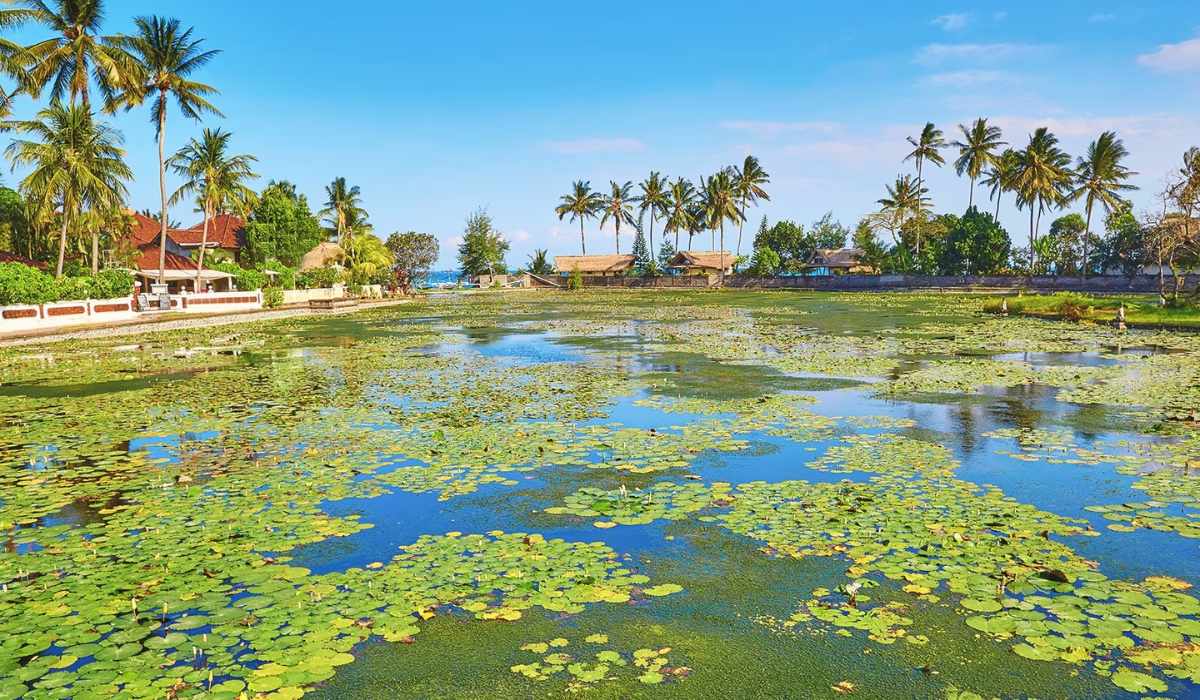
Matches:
[[0, 262, 57, 305], [296, 266, 343, 289], [88, 269, 133, 300], [567, 264, 583, 291], [208, 262, 268, 291], [1058, 299, 1090, 323], [262, 286, 284, 309], [347, 282, 363, 297], [262, 261, 296, 290]]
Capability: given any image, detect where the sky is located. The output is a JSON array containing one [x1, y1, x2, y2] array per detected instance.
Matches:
[[6, 1, 1200, 268]]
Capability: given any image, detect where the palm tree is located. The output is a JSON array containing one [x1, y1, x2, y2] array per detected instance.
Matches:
[[662, 177, 695, 253], [981, 148, 1019, 221], [1012, 128, 1073, 272], [636, 171, 668, 266], [0, 6, 39, 115], [525, 248, 552, 275], [5, 100, 130, 277], [876, 175, 925, 257], [903, 122, 947, 256], [599, 180, 635, 255], [1071, 131, 1137, 279], [320, 177, 362, 245], [555, 180, 602, 255], [704, 168, 743, 284], [168, 128, 259, 290], [16, 0, 139, 109], [951, 118, 1005, 208], [114, 15, 220, 284], [732, 155, 770, 258]]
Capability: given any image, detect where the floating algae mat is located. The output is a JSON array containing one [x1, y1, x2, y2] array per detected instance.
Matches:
[[3, 291, 1200, 700]]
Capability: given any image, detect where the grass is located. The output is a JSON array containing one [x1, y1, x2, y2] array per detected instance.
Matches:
[[983, 291, 1200, 327]]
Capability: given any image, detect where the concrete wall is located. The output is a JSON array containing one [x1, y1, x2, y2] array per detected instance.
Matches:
[[563, 274, 1197, 294], [282, 286, 344, 305], [0, 298, 137, 333], [169, 291, 262, 313]]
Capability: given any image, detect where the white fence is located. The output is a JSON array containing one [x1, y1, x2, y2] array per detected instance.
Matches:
[[282, 286, 344, 305], [0, 298, 137, 333], [168, 291, 263, 313]]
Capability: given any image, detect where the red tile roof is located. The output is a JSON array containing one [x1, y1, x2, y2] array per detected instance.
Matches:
[[128, 211, 174, 247], [173, 215, 246, 249], [0, 251, 46, 269], [133, 245, 201, 272]]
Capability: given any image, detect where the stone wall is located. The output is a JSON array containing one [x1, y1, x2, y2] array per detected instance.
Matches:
[[566, 274, 1196, 294]]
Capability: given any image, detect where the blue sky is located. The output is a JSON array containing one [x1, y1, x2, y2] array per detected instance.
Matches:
[[7, 1, 1200, 266]]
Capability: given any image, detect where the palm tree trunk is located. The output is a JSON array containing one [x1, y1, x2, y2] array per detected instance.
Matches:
[[91, 225, 98, 275], [195, 199, 211, 292], [1082, 203, 1093, 281], [915, 159, 923, 258], [736, 199, 746, 257], [580, 219, 586, 255], [615, 220, 620, 255], [719, 222, 726, 287], [968, 177, 975, 209], [1028, 207, 1036, 272], [55, 199, 68, 280], [157, 101, 169, 286], [995, 191, 1002, 221], [648, 215, 655, 269]]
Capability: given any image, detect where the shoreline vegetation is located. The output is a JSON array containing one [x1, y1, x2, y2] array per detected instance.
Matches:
[[985, 292, 1200, 328]]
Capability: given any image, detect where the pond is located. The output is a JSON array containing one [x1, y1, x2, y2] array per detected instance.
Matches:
[[2, 290, 1200, 700]]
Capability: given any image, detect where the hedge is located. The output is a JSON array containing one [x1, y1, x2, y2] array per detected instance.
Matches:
[[0, 263, 134, 306]]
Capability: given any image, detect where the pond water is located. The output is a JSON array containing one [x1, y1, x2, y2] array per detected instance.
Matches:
[[2, 291, 1200, 700]]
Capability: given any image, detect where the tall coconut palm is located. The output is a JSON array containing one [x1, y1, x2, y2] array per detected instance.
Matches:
[[876, 174, 925, 259], [599, 180, 635, 255], [5, 100, 130, 277], [114, 15, 221, 284], [704, 168, 742, 284], [662, 177, 695, 253], [16, 0, 139, 110], [1012, 128, 1073, 272], [168, 128, 259, 290], [903, 122, 947, 256], [636, 171, 668, 265], [732, 155, 770, 258], [0, 6, 39, 114], [320, 177, 362, 245], [951, 118, 1005, 208], [1070, 131, 1137, 279], [981, 148, 1019, 221], [555, 180, 602, 255]]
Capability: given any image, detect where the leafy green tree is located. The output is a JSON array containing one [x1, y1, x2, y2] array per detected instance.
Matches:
[[168, 128, 258, 290], [630, 211, 650, 273], [951, 118, 1006, 208], [851, 219, 888, 272], [662, 177, 696, 252], [457, 207, 508, 277], [755, 219, 809, 270], [636, 171, 668, 265], [746, 246, 781, 276], [656, 235, 675, 271], [1096, 203, 1146, 279], [732, 155, 770, 257], [320, 177, 363, 245], [1012, 127, 1073, 272], [904, 122, 948, 256], [939, 207, 1011, 274], [1071, 131, 1137, 278], [810, 212, 849, 249], [384, 230, 439, 293], [116, 15, 220, 283], [0, 187, 29, 255], [555, 180, 601, 255], [524, 248, 552, 275], [1044, 213, 1087, 275], [6, 100, 130, 277], [599, 180, 635, 255], [244, 180, 322, 267]]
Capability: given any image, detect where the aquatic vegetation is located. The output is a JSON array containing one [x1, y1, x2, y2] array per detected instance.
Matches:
[[510, 635, 689, 688]]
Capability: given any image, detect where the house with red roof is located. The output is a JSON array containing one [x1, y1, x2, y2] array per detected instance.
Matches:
[[169, 214, 247, 263]]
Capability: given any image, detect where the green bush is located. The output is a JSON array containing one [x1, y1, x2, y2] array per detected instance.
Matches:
[[208, 262, 268, 291], [0, 262, 57, 305], [347, 282, 363, 297], [296, 266, 343, 289], [263, 261, 296, 290], [262, 286, 284, 309], [87, 269, 134, 300], [567, 264, 583, 291]]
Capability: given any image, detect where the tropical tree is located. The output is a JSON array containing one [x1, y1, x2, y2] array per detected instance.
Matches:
[[167, 127, 258, 290], [0, 6, 38, 115], [636, 171, 668, 265], [875, 174, 924, 250], [1070, 131, 1137, 279], [320, 177, 362, 245], [903, 122, 947, 256], [951, 118, 1005, 208], [15, 0, 140, 109], [700, 168, 742, 284], [555, 180, 601, 255], [114, 15, 221, 284], [732, 155, 770, 257], [524, 248, 552, 276], [599, 180, 635, 255], [243, 180, 322, 267], [457, 207, 508, 277], [980, 148, 1019, 221], [662, 177, 695, 252], [341, 230, 392, 282], [1012, 128, 1073, 272], [384, 231, 439, 293], [5, 100, 130, 277]]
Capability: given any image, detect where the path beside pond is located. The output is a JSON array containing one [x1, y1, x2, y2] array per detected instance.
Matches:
[[0, 298, 413, 347]]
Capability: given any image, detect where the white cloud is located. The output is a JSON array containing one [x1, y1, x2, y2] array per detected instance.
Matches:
[[719, 120, 842, 139], [915, 43, 1038, 66], [1137, 37, 1200, 73], [993, 11, 1007, 21], [445, 235, 464, 247], [925, 69, 1007, 87], [541, 137, 645, 154], [509, 229, 532, 242], [1089, 13, 1116, 22], [932, 13, 971, 31], [991, 113, 1189, 139]]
